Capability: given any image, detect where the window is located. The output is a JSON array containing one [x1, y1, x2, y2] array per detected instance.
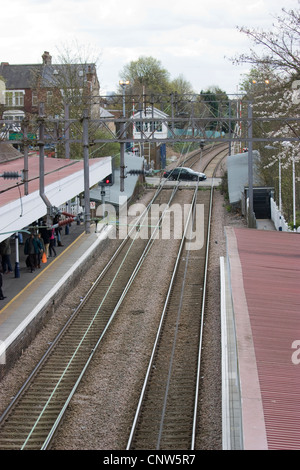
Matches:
[[5, 92, 13, 106], [135, 121, 142, 132], [150, 121, 162, 132], [3, 110, 25, 130], [134, 120, 162, 133], [47, 91, 53, 105], [32, 91, 38, 106], [5, 90, 24, 107]]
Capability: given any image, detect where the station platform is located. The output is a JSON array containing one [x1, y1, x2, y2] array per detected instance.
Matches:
[[0, 221, 111, 372], [222, 226, 300, 450]]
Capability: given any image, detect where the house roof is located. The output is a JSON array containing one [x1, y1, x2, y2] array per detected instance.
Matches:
[[100, 107, 114, 118], [0, 64, 36, 89], [0, 143, 23, 162], [0, 62, 97, 90], [132, 106, 169, 118]]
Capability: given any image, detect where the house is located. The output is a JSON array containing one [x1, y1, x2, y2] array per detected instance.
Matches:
[[99, 106, 116, 134], [132, 106, 168, 169], [0, 51, 100, 123], [132, 106, 168, 140]]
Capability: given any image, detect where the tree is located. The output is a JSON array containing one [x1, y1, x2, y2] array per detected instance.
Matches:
[[117, 56, 198, 119], [39, 43, 100, 119], [234, 4, 300, 227], [234, 6, 300, 80], [31, 43, 101, 159], [169, 75, 194, 96], [119, 56, 171, 97], [200, 87, 232, 133]]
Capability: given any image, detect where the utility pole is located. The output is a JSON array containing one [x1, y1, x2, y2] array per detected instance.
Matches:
[[228, 100, 232, 156], [120, 121, 125, 193], [22, 118, 29, 195], [82, 109, 91, 233], [248, 101, 254, 227], [38, 103, 52, 226], [293, 155, 296, 231], [64, 103, 70, 159]]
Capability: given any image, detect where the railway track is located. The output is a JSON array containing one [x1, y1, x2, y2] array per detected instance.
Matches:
[[0, 180, 193, 450], [186, 143, 228, 177], [0, 145, 226, 450], [161, 142, 228, 181], [126, 188, 211, 450], [125, 145, 226, 450]]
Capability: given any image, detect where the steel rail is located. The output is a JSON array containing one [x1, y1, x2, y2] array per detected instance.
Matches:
[[162, 143, 227, 184], [0, 181, 167, 431], [0, 144, 187, 430], [191, 151, 227, 449], [156, 185, 200, 450], [0, 178, 182, 450], [191, 169, 214, 449], [126, 183, 199, 450], [183, 142, 227, 166], [126, 146, 228, 450], [41, 182, 181, 449]]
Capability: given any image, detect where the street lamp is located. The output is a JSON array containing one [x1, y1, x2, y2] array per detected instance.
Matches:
[[292, 155, 296, 231], [252, 79, 270, 85], [265, 145, 282, 230], [119, 80, 130, 117]]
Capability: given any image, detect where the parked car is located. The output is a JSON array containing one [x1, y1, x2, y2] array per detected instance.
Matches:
[[163, 167, 206, 181]]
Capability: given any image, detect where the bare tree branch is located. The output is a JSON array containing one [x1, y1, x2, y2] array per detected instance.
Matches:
[[232, 5, 300, 77]]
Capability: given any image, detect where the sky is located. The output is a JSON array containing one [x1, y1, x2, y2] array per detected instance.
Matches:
[[1, 0, 298, 96]]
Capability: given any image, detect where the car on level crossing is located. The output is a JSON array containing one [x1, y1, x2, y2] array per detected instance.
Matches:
[[163, 167, 206, 181]]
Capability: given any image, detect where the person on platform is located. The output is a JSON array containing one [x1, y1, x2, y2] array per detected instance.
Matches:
[[0, 273, 6, 300], [48, 228, 57, 257], [24, 233, 43, 272], [40, 221, 50, 257], [35, 233, 45, 268], [0, 238, 13, 274], [53, 215, 64, 247]]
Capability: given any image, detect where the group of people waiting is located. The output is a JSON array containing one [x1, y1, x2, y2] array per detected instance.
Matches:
[[0, 217, 66, 300], [24, 232, 46, 273], [24, 218, 64, 273]]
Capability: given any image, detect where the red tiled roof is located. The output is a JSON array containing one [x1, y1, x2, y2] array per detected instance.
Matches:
[[0, 154, 103, 208]]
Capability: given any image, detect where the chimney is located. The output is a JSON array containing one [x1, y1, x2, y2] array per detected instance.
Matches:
[[42, 51, 52, 65]]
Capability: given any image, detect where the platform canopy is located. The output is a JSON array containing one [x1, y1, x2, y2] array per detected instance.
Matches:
[[0, 153, 111, 242]]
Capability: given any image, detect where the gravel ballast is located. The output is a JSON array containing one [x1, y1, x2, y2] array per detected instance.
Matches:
[[0, 186, 246, 450]]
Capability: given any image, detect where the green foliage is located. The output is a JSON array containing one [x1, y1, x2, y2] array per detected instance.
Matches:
[[169, 75, 194, 95], [200, 87, 232, 132], [119, 56, 171, 96]]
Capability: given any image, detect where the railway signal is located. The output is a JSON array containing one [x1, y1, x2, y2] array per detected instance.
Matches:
[[100, 173, 114, 186]]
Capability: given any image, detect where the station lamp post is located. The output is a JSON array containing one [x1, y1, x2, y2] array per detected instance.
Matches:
[[119, 80, 130, 118], [251, 79, 270, 86], [119, 80, 130, 192], [265, 145, 282, 230]]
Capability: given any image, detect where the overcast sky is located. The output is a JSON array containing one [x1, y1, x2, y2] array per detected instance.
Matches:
[[1, 0, 298, 96]]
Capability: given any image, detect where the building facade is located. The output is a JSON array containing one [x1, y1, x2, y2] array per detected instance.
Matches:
[[0, 51, 100, 124]]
